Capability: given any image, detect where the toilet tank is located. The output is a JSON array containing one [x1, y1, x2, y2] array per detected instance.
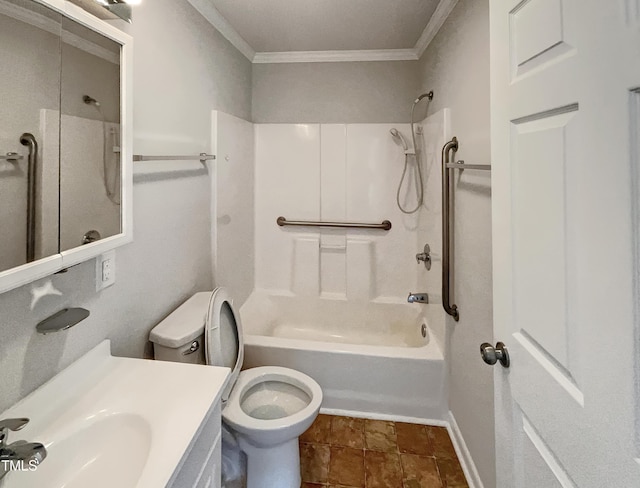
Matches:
[[149, 292, 212, 365]]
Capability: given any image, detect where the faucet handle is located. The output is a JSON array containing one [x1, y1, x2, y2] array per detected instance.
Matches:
[[0, 418, 29, 445], [0, 418, 29, 447], [416, 244, 431, 270], [0, 419, 29, 432]]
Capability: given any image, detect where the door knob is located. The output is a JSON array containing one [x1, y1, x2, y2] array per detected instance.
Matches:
[[480, 342, 510, 368]]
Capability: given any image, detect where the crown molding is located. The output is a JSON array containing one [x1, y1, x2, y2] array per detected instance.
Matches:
[[0, 0, 119, 64], [187, 0, 255, 61], [414, 0, 459, 59], [253, 49, 418, 64], [0, 0, 60, 35], [188, 0, 456, 64]]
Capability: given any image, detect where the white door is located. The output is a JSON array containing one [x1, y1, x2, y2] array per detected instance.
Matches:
[[490, 0, 640, 486]]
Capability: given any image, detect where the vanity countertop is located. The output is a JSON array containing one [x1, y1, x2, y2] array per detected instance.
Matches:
[[0, 340, 230, 488]]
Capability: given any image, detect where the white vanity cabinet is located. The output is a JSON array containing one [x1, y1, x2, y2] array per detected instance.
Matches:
[[0, 342, 230, 488], [167, 403, 223, 488]]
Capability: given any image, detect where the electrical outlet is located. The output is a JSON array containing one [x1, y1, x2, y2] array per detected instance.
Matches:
[[96, 250, 116, 291], [102, 259, 112, 282]]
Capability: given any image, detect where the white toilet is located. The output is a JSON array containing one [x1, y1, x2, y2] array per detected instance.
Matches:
[[149, 288, 322, 488]]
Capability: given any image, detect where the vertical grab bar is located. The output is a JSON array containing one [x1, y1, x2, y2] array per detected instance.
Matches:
[[20, 133, 38, 263], [442, 137, 460, 321]]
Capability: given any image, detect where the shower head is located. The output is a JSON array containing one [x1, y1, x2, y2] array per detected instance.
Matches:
[[20, 133, 37, 149], [390, 128, 409, 151], [83, 95, 100, 107], [413, 91, 434, 105]]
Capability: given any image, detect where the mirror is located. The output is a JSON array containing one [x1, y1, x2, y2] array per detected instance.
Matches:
[[59, 17, 121, 252], [0, 0, 131, 290], [0, 0, 62, 272]]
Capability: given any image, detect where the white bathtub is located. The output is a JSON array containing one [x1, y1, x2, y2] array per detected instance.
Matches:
[[240, 292, 446, 422]]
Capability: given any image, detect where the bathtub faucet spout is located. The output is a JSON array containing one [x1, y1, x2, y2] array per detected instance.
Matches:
[[407, 293, 429, 304]]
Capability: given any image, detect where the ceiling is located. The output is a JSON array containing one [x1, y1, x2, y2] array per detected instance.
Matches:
[[210, 0, 440, 53], [188, 0, 456, 62], [71, 0, 456, 63]]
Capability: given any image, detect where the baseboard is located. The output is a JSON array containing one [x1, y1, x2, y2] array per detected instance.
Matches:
[[320, 407, 448, 428], [446, 411, 484, 488]]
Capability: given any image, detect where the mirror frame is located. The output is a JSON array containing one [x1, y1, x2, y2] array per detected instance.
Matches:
[[0, 0, 133, 294]]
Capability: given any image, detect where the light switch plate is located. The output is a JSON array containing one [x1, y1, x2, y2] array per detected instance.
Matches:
[[96, 250, 116, 291]]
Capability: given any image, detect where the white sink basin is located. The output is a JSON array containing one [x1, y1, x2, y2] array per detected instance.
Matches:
[[9, 414, 151, 488], [0, 341, 230, 488]]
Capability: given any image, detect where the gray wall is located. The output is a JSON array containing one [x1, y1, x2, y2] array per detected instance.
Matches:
[[252, 61, 420, 123], [0, 0, 251, 412], [417, 0, 495, 486]]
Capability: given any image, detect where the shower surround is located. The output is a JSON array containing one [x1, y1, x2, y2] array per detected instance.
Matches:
[[239, 116, 449, 421], [254, 123, 419, 301]]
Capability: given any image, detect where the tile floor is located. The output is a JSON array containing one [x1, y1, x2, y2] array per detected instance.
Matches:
[[299, 414, 469, 488]]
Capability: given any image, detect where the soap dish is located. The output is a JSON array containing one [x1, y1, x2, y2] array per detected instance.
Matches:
[[36, 308, 90, 334]]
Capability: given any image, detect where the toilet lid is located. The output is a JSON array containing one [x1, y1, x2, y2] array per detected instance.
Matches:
[[205, 287, 244, 402]]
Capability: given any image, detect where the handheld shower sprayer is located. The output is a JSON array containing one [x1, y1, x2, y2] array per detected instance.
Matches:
[[390, 128, 409, 152], [393, 90, 435, 214], [81, 94, 119, 205]]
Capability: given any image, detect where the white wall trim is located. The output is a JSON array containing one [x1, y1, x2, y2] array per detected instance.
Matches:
[[210, 110, 219, 285], [320, 407, 448, 427], [187, 0, 255, 61], [446, 410, 485, 488], [187, 0, 457, 64], [253, 48, 418, 64], [414, 0, 459, 59]]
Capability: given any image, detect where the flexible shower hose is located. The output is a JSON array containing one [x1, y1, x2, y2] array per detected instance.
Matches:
[[95, 105, 120, 205], [396, 100, 425, 214]]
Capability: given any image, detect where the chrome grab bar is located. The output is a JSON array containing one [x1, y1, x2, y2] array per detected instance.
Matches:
[[20, 134, 38, 263], [276, 216, 392, 231], [442, 137, 460, 321], [441, 137, 492, 322]]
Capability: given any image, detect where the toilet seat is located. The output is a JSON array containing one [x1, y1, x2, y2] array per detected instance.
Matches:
[[204, 287, 322, 423], [222, 366, 322, 446], [205, 287, 244, 402]]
